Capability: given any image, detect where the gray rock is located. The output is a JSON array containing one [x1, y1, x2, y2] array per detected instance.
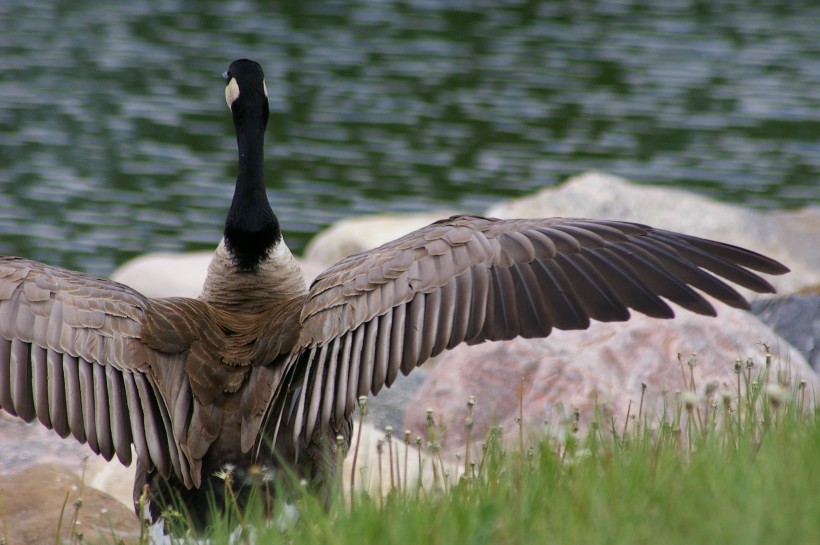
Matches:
[[752, 295, 820, 371], [366, 368, 429, 432]]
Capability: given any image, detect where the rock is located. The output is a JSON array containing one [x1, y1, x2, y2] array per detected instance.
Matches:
[[111, 251, 213, 298], [751, 294, 820, 371], [0, 412, 93, 476], [85, 456, 136, 509], [342, 421, 456, 499], [303, 212, 457, 267], [403, 303, 819, 454], [0, 464, 140, 545], [486, 171, 820, 294], [0, 412, 138, 531], [366, 369, 429, 431], [111, 252, 327, 296]]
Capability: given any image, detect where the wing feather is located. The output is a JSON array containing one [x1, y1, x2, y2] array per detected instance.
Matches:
[[148, 376, 185, 485], [123, 370, 152, 471], [93, 360, 114, 460], [628, 236, 748, 309], [372, 311, 393, 395], [334, 331, 353, 421], [346, 324, 366, 411], [356, 318, 378, 396], [47, 350, 69, 438], [106, 365, 133, 465], [134, 371, 170, 478], [304, 343, 328, 441], [290, 347, 316, 448], [387, 301, 406, 385], [32, 345, 50, 428], [0, 338, 11, 414], [465, 266, 490, 342], [531, 258, 589, 330], [402, 295, 424, 380], [320, 337, 341, 434], [431, 278, 457, 358], [647, 231, 779, 293], [489, 263, 518, 340], [508, 263, 548, 338], [608, 242, 715, 316], [448, 265, 474, 349], [78, 358, 98, 454], [417, 290, 441, 371], [63, 354, 86, 444], [11, 339, 35, 422]]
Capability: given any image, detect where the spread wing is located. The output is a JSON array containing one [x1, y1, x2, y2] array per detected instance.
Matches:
[[0, 256, 199, 487], [280, 215, 789, 444]]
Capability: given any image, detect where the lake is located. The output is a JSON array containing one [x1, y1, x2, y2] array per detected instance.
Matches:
[[1, 0, 818, 276]]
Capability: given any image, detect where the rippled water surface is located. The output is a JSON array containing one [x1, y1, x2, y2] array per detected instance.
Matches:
[[1, 1, 818, 275]]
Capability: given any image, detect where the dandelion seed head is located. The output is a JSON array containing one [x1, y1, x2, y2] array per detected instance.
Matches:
[[765, 383, 789, 406], [680, 390, 701, 410]]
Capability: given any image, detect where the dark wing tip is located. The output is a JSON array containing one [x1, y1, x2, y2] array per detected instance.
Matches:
[[670, 231, 790, 276]]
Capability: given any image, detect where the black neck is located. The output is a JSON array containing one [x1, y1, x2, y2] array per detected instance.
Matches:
[[224, 107, 280, 270]]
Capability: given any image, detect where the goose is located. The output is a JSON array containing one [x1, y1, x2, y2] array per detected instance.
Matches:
[[0, 59, 789, 528]]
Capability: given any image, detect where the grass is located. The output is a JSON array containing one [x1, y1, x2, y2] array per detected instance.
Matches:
[[128, 353, 820, 544]]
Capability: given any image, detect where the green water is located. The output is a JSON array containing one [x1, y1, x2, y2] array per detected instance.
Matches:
[[0, 1, 818, 276]]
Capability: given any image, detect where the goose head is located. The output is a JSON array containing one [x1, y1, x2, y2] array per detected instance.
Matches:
[[223, 58, 269, 126]]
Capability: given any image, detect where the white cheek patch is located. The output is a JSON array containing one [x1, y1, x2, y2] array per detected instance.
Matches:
[[263, 80, 268, 97], [225, 78, 240, 108]]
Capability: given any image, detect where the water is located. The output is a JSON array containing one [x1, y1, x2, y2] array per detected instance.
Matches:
[[0, 0, 818, 276]]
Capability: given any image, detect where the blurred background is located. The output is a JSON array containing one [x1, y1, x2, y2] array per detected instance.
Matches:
[[0, 0, 818, 276]]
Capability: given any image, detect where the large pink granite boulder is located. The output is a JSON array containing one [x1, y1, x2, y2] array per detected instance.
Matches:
[[403, 303, 818, 453]]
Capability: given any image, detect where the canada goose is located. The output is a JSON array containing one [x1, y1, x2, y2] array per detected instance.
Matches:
[[0, 59, 789, 528]]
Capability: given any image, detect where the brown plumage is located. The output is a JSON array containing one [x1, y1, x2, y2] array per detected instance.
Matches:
[[0, 59, 789, 528]]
